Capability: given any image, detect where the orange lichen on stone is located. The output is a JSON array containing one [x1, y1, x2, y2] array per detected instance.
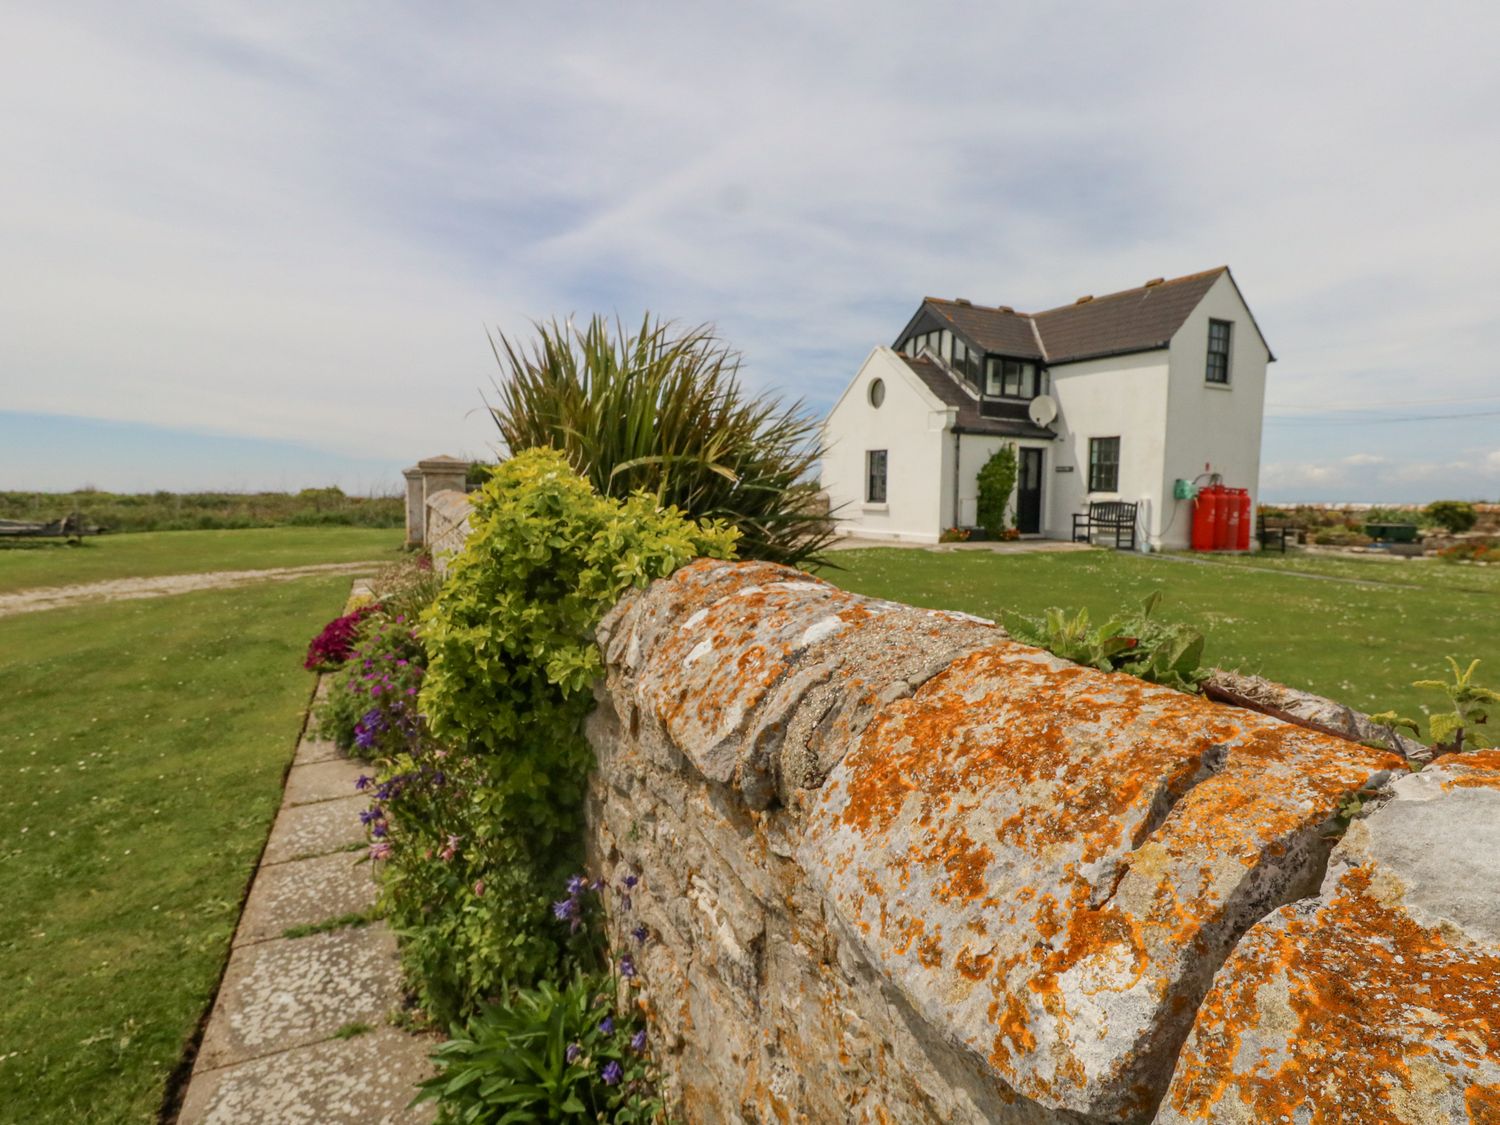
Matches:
[[1162, 863, 1500, 1123], [805, 640, 1398, 1120]]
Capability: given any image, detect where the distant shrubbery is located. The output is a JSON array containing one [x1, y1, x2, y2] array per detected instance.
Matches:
[[0, 487, 403, 532]]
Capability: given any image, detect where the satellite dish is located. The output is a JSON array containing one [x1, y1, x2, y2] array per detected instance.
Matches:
[[1028, 394, 1059, 427]]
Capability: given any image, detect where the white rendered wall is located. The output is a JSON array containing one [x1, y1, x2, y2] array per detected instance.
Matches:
[[951, 436, 1057, 535], [1048, 351, 1171, 545], [820, 348, 951, 543], [1161, 273, 1271, 550]]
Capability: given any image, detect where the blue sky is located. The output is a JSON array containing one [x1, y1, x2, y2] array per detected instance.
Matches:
[[2, 1, 1498, 501]]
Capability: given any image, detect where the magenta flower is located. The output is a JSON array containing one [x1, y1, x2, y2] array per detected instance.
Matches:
[[369, 840, 392, 861]]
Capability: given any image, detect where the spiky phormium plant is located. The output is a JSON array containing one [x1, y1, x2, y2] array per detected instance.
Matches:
[[488, 314, 835, 569]]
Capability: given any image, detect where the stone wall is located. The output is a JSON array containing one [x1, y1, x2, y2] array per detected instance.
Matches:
[[586, 558, 1500, 1123]]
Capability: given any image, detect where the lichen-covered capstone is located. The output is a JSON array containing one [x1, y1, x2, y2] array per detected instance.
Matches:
[[804, 642, 1399, 1121], [1159, 750, 1500, 1124]]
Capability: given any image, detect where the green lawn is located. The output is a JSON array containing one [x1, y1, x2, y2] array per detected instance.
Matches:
[[819, 548, 1499, 723], [0, 576, 353, 1123], [0, 526, 402, 595]]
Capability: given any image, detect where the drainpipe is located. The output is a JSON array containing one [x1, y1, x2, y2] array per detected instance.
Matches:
[[953, 430, 962, 529]]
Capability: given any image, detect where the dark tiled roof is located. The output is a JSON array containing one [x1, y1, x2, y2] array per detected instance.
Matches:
[[899, 355, 1057, 439], [916, 267, 1256, 367], [924, 299, 1044, 360], [1032, 268, 1225, 364]]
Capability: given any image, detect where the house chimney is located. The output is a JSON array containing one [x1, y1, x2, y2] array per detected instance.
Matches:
[[955, 297, 972, 306], [1144, 277, 1165, 288], [1075, 295, 1093, 304], [997, 305, 1014, 314]]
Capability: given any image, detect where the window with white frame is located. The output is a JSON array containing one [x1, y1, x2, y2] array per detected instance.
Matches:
[[1088, 437, 1120, 492], [1206, 319, 1232, 384], [866, 449, 888, 503]]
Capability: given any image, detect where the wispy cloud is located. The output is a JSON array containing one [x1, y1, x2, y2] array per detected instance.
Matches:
[[2, 1, 1498, 492]]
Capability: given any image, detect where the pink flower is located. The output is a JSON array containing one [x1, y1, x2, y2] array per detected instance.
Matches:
[[370, 840, 393, 861], [473, 879, 485, 897], [440, 834, 461, 861]]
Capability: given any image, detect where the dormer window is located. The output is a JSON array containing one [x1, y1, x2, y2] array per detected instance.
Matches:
[[985, 358, 1046, 399]]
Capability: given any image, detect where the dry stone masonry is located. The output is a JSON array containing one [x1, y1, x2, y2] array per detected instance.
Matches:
[[583, 558, 1500, 1123]]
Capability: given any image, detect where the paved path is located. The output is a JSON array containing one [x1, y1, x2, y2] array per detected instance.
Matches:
[[177, 582, 435, 1124], [0, 561, 382, 618]]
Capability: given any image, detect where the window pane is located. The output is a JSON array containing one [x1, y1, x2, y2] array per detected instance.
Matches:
[[867, 449, 888, 503]]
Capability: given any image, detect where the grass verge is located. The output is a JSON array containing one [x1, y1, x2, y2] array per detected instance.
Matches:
[[0, 575, 352, 1123], [820, 547, 1500, 721]]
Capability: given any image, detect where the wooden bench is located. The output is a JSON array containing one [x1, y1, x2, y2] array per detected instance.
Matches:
[[1257, 514, 1301, 554], [1072, 501, 1138, 550]]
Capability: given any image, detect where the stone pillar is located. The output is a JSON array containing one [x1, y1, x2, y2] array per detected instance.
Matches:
[[417, 456, 472, 549], [402, 466, 425, 548]]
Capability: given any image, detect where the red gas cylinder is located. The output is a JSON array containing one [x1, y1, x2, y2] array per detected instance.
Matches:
[[1224, 489, 1242, 551], [1191, 486, 1217, 551], [1212, 486, 1231, 550], [1235, 489, 1252, 551]]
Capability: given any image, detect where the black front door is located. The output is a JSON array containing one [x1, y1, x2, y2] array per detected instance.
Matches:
[[1016, 448, 1043, 534]]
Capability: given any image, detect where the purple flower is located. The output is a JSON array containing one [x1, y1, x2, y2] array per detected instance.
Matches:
[[553, 897, 580, 922], [630, 1029, 647, 1053], [601, 1060, 623, 1086], [618, 955, 637, 979], [632, 924, 648, 944], [358, 808, 380, 825], [369, 840, 392, 861], [622, 874, 639, 889], [598, 1016, 614, 1035], [565, 1042, 582, 1064], [354, 775, 373, 791], [370, 821, 387, 838], [566, 874, 588, 896]]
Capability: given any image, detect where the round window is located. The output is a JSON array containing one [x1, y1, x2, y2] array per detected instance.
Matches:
[[868, 378, 886, 408]]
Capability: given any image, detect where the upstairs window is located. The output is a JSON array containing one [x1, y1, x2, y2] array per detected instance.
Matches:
[[1088, 437, 1120, 492], [1206, 319, 1232, 384], [866, 449, 888, 504], [952, 337, 980, 386], [985, 358, 1044, 399]]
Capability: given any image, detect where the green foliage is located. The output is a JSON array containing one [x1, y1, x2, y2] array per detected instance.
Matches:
[[1004, 592, 1209, 693], [1376, 656, 1499, 754], [1424, 500, 1478, 533], [417, 971, 663, 1124], [0, 488, 402, 532], [975, 444, 1018, 537], [488, 313, 833, 567], [386, 449, 734, 1018]]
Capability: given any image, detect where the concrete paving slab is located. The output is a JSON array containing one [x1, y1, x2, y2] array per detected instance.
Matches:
[[180, 1026, 436, 1125], [262, 795, 368, 866], [293, 735, 343, 766], [283, 758, 369, 807], [195, 926, 403, 1071], [235, 851, 378, 947]]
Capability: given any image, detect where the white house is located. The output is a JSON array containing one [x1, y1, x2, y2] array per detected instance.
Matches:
[[820, 267, 1273, 550]]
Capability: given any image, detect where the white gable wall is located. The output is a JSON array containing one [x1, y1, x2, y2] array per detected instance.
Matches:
[[1048, 350, 1171, 545], [1160, 273, 1271, 549], [821, 347, 950, 543]]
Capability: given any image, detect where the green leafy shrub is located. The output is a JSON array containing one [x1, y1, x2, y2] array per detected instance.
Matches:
[[1424, 500, 1478, 533], [1005, 593, 1209, 693], [417, 969, 663, 1123], [975, 444, 1018, 537], [1372, 657, 1497, 754], [488, 313, 833, 567], [1311, 527, 1373, 547], [377, 448, 734, 1019]]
